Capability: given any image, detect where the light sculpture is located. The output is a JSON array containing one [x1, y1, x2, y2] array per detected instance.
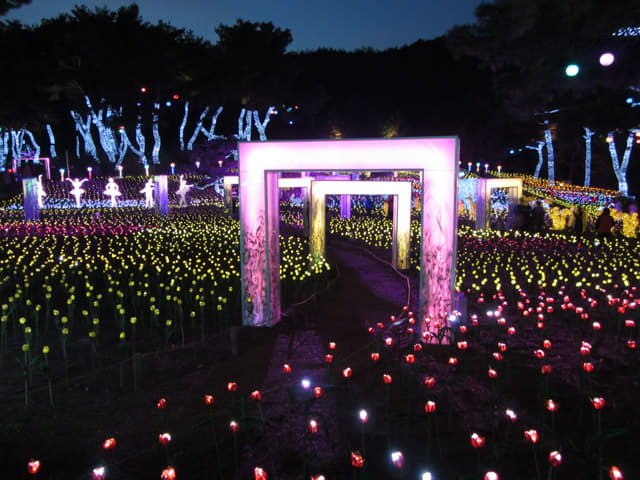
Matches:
[[103, 177, 121, 207], [176, 174, 193, 206], [67, 177, 89, 208], [238, 137, 458, 340], [474, 178, 523, 230], [140, 178, 155, 207], [310, 180, 411, 269]]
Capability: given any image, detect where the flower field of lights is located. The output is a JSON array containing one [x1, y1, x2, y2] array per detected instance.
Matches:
[[1, 177, 639, 480]]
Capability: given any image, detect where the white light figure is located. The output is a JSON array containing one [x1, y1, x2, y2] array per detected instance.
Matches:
[[67, 177, 89, 208], [103, 177, 121, 207], [176, 174, 193, 207], [140, 178, 154, 207], [36, 174, 46, 208]]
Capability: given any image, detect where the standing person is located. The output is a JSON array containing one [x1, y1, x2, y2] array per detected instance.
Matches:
[[531, 200, 546, 233], [595, 207, 614, 238]]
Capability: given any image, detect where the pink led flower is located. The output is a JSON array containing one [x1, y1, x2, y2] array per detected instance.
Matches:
[[161, 466, 177, 480], [313, 386, 323, 398], [405, 354, 415, 364], [351, 451, 365, 468], [308, 419, 319, 434], [583, 361, 594, 373], [505, 409, 518, 422], [229, 420, 239, 433], [484, 472, 499, 480], [488, 368, 498, 379], [227, 382, 238, 392], [158, 433, 172, 445], [424, 377, 436, 388], [370, 352, 380, 362], [545, 399, 558, 412], [342, 367, 352, 378], [282, 363, 292, 374], [382, 374, 393, 384], [591, 397, 606, 410], [324, 354, 334, 364], [92, 466, 106, 480], [204, 394, 214, 406], [250, 390, 262, 401], [424, 400, 437, 413], [328, 341, 336, 350], [609, 466, 624, 480], [157, 398, 167, 409], [254, 466, 267, 480]]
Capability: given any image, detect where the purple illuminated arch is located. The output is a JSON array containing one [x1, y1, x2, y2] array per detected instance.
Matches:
[[238, 138, 459, 335]]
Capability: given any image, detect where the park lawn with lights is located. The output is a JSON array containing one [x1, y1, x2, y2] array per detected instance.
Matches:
[[1, 179, 639, 480]]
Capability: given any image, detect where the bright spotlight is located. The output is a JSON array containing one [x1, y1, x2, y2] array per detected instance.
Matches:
[[565, 64, 580, 77]]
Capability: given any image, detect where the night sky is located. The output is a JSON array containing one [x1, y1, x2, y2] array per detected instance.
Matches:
[[3, 0, 485, 52]]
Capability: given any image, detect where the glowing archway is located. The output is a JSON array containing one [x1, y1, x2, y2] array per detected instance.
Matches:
[[310, 180, 412, 269], [238, 138, 458, 334]]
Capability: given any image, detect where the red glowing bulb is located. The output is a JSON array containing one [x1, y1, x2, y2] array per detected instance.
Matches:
[[488, 367, 498, 379], [583, 361, 594, 372], [324, 354, 334, 363], [308, 419, 319, 434], [548, 450, 562, 467], [158, 433, 172, 445], [382, 374, 392, 384], [313, 386, 323, 398], [524, 429, 539, 443], [204, 394, 214, 405], [384, 337, 393, 346], [328, 341, 336, 350], [351, 451, 365, 468], [591, 397, 606, 410], [92, 466, 106, 480], [157, 398, 167, 409], [424, 400, 437, 413], [505, 409, 518, 422], [227, 382, 238, 392], [484, 472, 499, 480], [370, 352, 380, 362], [546, 399, 559, 412], [413, 343, 423, 352], [254, 466, 268, 480], [470, 432, 485, 448], [492, 352, 503, 361], [343, 367, 353, 378], [405, 354, 416, 364], [250, 390, 262, 401], [102, 437, 117, 450], [457, 341, 468, 350], [543, 339, 552, 349], [448, 357, 458, 366], [282, 363, 292, 374], [609, 466, 624, 480], [161, 466, 176, 480], [391, 450, 404, 468], [27, 459, 41, 474], [229, 420, 239, 433], [541, 364, 552, 374], [424, 376, 436, 388], [498, 342, 507, 352], [534, 349, 545, 359]]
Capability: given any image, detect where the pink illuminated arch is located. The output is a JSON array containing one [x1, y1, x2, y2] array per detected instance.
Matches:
[[238, 138, 459, 339]]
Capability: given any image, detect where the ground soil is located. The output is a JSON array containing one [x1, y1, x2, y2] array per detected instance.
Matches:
[[1, 238, 639, 480]]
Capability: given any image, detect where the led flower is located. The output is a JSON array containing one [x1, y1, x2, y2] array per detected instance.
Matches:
[[351, 451, 365, 468], [470, 432, 485, 448], [548, 450, 562, 467], [609, 466, 624, 480], [250, 390, 262, 401], [424, 400, 437, 413], [505, 409, 518, 422], [308, 419, 319, 434], [229, 420, 239, 433], [102, 437, 117, 450], [27, 459, 41, 475], [157, 398, 167, 409], [391, 450, 404, 468], [591, 397, 606, 410], [161, 466, 177, 480], [227, 382, 238, 392], [92, 466, 106, 480], [424, 377, 436, 388], [158, 433, 172, 445], [313, 386, 323, 398], [382, 374, 392, 384], [282, 363, 292, 374], [204, 394, 214, 405], [524, 429, 539, 443]]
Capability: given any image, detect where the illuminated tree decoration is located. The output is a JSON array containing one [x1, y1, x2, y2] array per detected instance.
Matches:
[[46, 124, 57, 159], [606, 130, 636, 196], [526, 141, 545, 178], [70, 110, 99, 162], [583, 127, 595, 187], [152, 103, 161, 164]]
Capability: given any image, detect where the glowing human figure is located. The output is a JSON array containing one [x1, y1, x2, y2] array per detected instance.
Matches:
[[103, 177, 121, 207], [67, 177, 89, 208], [176, 174, 193, 206], [36, 174, 46, 208], [140, 178, 154, 207]]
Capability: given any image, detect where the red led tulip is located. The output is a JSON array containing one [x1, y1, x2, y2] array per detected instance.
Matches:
[[359, 409, 369, 423], [324, 353, 334, 363], [158, 433, 172, 445], [546, 399, 558, 412], [459, 325, 468, 333], [370, 352, 380, 362], [492, 352, 503, 361], [488, 367, 498, 378], [311, 475, 326, 480], [92, 466, 106, 480], [448, 357, 458, 366], [498, 342, 507, 352], [254, 466, 267, 480], [376, 322, 384, 329], [308, 419, 319, 434], [282, 363, 292, 374], [313, 386, 323, 398], [424, 400, 436, 413], [157, 398, 167, 409], [342, 367, 352, 378], [229, 420, 239, 433], [592, 321, 602, 331], [484, 471, 499, 480], [625, 319, 635, 328], [424, 376, 436, 388], [351, 451, 365, 468], [507, 326, 516, 335], [548, 450, 562, 467], [524, 429, 539, 443], [583, 361, 594, 372], [580, 341, 592, 356], [250, 390, 262, 401], [102, 437, 117, 450], [27, 459, 41, 475], [457, 341, 468, 350], [541, 364, 552, 374], [405, 354, 415, 364], [227, 382, 238, 392], [328, 341, 336, 350], [161, 466, 177, 480], [591, 397, 606, 410], [413, 343, 423, 352], [470, 432, 485, 448], [204, 394, 214, 405], [382, 374, 392, 384], [627, 339, 637, 349], [384, 337, 393, 346], [542, 339, 552, 349], [609, 466, 624, 480], [534, 349, 545, 359]]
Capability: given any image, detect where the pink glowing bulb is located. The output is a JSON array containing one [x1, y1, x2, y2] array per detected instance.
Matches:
[[548, 450, 562, 467], [92, 466, 106, 480], [158, 433, 172, 445], [391, 450, 404, 468], [524, 429, 539, 443], [308, 419, 319, 434], [484, 471, 499, 480], [424, 400, 437, 413], [359, 409, 369, 423], [599, 52, 615, 67], [470, 432, 485, 448], [609, 466, 624, 480], [27, 459, 41, 475], [204, 394, 214, 405], [505, 409, 518, 422], [102, 437, 117, 450], [161, 466, 177, 480], [254, 467, 267, 480]]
